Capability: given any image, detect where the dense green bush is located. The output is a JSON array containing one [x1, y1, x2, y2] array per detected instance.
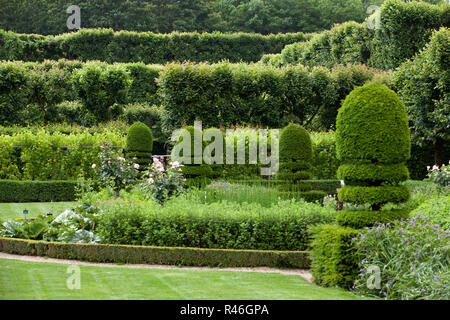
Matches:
[[336, 83, 410, 164], [126, 122, 153, 157], [311, 82, 413, 290], [0, 0, 382, 36], [0, 62, 32, 125], [0, 28, 310, 64], [276, 21, 372, 69], [309, 224, 360, 289], [371, 0, 450, 70], [270, 0, 450, 70], [277, 124, 313, 185], [0, 180, 78, 202], [0, 60, 387, 130], [96, 197, 335, 251], [311, 131, 339, 179]]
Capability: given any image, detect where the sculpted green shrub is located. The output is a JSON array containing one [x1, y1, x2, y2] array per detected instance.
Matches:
[[126, 122, 153, 168], [336, 83, 410, 210]]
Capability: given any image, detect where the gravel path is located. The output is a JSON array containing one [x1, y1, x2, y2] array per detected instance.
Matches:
[[0, 252, 312, 282]]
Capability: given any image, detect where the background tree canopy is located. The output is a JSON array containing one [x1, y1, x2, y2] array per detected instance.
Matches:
[[1, 0, 442, 35]]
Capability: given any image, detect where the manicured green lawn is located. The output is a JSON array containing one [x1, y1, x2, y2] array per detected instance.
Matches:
[[0, 202, 76, 221], [0, 259, 370, 300]]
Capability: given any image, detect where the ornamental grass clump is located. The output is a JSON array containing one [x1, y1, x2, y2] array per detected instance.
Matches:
[[352, 216, 449, 300]]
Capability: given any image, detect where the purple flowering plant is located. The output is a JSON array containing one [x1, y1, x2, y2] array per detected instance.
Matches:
[[352, 215, 449, 300]]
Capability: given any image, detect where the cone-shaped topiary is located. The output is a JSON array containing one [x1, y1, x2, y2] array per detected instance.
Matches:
[[336, 82, 411, 211], [126, 122, 153, 169]]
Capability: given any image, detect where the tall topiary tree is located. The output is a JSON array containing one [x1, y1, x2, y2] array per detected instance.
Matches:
[[336, 82, 411, 211], [309, 82, 412, 290], [126, 122, 153, 170]]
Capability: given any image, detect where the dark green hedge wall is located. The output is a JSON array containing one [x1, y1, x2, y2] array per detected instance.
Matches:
[[0, 28, 310, 64]]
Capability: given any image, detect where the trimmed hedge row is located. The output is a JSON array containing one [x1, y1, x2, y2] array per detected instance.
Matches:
[[0, 28, 310, 64], [269, 0, 450, 71], [159, 62, 388, 131], [0, 237, 310, 269], [96, 198, 335, 251], [0, 180, 78, 202]]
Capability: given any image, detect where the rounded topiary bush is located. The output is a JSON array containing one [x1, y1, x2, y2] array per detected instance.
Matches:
[[336, 83, 410, 164], [277, 123, 313, 184], [280, 123, 312, 163], [126, 122, 153, 168]]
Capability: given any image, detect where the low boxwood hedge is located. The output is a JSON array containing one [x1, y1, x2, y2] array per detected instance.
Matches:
[[0, 237, 310, 269], [0, 180, 78, 202]]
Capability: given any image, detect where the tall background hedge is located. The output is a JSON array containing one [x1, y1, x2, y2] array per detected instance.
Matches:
[[264, 0, 450, 70], [0, 28, 311, 64]]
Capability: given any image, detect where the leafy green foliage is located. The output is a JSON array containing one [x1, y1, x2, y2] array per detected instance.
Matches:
[[338, 186, 410, 205], [0, 203, 102, 243], [126, 122, 153, 160], [73, 62, 132, 123], [0, 128, 125, 180], [96, 196, 335, 251], [0, 237, 310, 269], [280, 124, 312, 162], [336, 83, 410, 208], [337, 163, 409, 184], [410, 195, 450, 230], [271, 0, 450, 70], [0, 28, 309, 64], [393, 27, 450, 165], [336, 83, 410, 163]]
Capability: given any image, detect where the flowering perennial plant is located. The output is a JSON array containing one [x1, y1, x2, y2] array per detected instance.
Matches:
[[427, 162, 450, 187], [140, 158, 185, 203], [92, 142, 140, 196], [352, 216, 449, 300]]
